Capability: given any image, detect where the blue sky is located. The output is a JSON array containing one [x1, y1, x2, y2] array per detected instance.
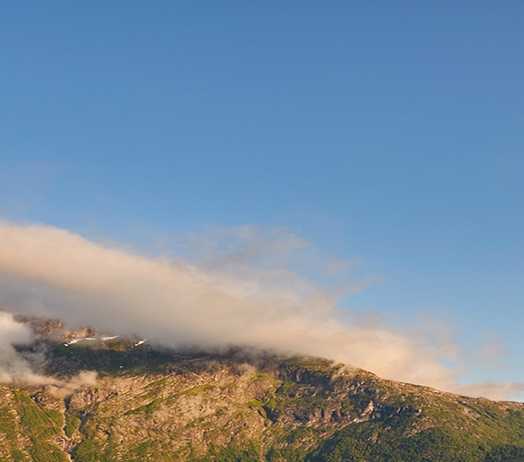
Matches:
[[1, 1, 523, 392]]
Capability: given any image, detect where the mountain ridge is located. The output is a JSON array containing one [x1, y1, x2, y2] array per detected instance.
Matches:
[[2, 320, 524, 461]]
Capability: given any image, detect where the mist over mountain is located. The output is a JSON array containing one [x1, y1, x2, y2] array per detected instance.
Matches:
[[0, 222, 522, 400], [1, 319, 524, 462]]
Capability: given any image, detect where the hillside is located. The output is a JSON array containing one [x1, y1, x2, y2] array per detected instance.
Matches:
[[2, 325, 524, 461]]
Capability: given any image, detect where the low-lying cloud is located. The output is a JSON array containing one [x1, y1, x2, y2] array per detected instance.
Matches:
[[0, 221, 521, 400], [0, 311, 97, 393]]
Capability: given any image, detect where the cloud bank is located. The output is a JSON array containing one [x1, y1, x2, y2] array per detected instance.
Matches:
[[0, 221, 521, 400], [0, 310, 48, 384]]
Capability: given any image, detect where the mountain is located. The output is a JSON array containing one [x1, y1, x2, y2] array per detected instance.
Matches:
[[2, 322, 524, 462]]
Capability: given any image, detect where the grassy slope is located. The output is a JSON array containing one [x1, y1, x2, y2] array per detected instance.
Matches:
[[0, 340, 523, 461]]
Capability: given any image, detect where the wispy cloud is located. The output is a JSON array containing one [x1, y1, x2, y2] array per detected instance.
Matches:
[[0, 221, 521, 400], [0, 311, 96, 393]]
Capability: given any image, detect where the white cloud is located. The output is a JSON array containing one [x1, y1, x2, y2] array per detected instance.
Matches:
[[0, 311, 95, 392], [0, 221, 521, 400]]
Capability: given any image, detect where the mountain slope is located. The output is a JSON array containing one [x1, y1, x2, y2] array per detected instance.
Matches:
[[2, 336, 524, 461]]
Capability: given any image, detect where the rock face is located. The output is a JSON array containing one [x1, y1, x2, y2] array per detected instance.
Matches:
[[2, 339, 524, 461]]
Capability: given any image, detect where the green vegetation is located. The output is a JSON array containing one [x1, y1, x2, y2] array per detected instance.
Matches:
[[309, 413, 524, 462], [3, 340, 524, 461], [125, 397, 165, 415], [72, 441, 99, 462], [13, 390, 62, 443], [29, 443, 68, 462], [0, 407, 17, 440], [65, 414, 81, 437], [10, 448, 27, 462], [197, 441, 263, 462]]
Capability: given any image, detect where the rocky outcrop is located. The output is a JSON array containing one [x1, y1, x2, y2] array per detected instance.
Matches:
[[1, 340, 524, 461]]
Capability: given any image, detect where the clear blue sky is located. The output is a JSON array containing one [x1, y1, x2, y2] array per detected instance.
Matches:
[[1, 1, 523, 388]]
